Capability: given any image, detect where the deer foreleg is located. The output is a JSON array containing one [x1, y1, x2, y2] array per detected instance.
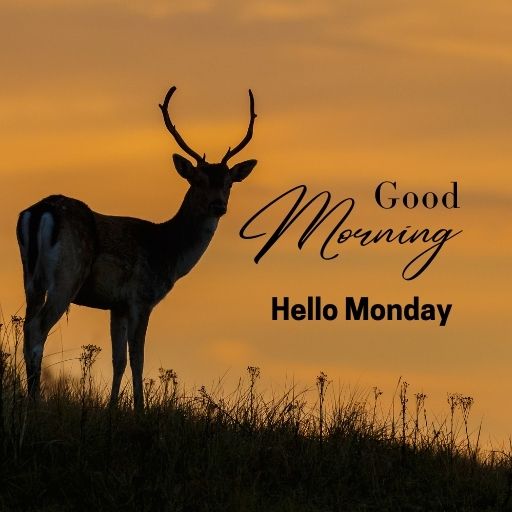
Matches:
[[109, 310, 128, 406], [127, 307, 151, 413]]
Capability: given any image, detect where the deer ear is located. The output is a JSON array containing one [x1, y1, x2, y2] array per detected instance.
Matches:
[[230, 159, 257, 182], [172, 154, 196, 181]]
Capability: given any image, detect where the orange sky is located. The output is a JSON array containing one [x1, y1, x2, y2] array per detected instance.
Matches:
[[1, 0, 511, 444]]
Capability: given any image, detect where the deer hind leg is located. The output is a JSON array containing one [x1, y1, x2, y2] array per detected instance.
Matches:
[[22, 286, 46, 397], [18, 211, 52, 396], [25, 291, 77, 397], [109, 310, 128, 406], [127, 307, 151, 412], [21, 212, 80, 397], [22, 294, 47, 398]]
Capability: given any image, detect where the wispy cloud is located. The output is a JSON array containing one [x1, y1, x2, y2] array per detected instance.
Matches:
[[240, 0, 331, 21], [124, 0, 215, 18], [3, 0, 215, 18]]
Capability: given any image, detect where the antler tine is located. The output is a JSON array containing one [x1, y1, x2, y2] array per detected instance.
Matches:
[[221, 89, 257, 165], [159, 86, 204, 164]]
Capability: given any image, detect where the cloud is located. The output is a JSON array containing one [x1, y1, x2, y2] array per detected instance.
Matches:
[[124, 0, 215, 18], [240, 0, 331, 21], [4, 0, 215, 18], [322, 1, 512, 64]]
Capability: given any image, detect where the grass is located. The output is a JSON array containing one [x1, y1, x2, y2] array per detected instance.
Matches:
[[1, 315, 512, 511]]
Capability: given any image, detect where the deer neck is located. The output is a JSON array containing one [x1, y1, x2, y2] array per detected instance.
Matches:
[[162, 188, 219, 280]]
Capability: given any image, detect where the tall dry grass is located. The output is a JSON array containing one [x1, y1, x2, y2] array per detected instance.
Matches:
[[1, 314, 511, 511]]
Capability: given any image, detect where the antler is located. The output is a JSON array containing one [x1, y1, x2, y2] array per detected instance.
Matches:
[[159, 86, 205, 164], [221, 89, 257, 165]]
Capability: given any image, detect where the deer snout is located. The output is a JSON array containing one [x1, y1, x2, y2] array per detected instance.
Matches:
[[209, 201, 227, 216]]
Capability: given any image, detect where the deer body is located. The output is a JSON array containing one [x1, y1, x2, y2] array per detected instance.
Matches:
[[17, 86, 257, 410]]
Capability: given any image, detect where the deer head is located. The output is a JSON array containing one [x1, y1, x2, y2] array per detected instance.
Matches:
[[159, 86, 258, 217]]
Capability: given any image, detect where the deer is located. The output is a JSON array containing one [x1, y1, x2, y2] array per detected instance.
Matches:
[[16, 85, 257, 411]]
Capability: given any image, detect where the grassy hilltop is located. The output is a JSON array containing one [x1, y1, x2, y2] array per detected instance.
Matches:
[[1, 316, 511, 512]]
